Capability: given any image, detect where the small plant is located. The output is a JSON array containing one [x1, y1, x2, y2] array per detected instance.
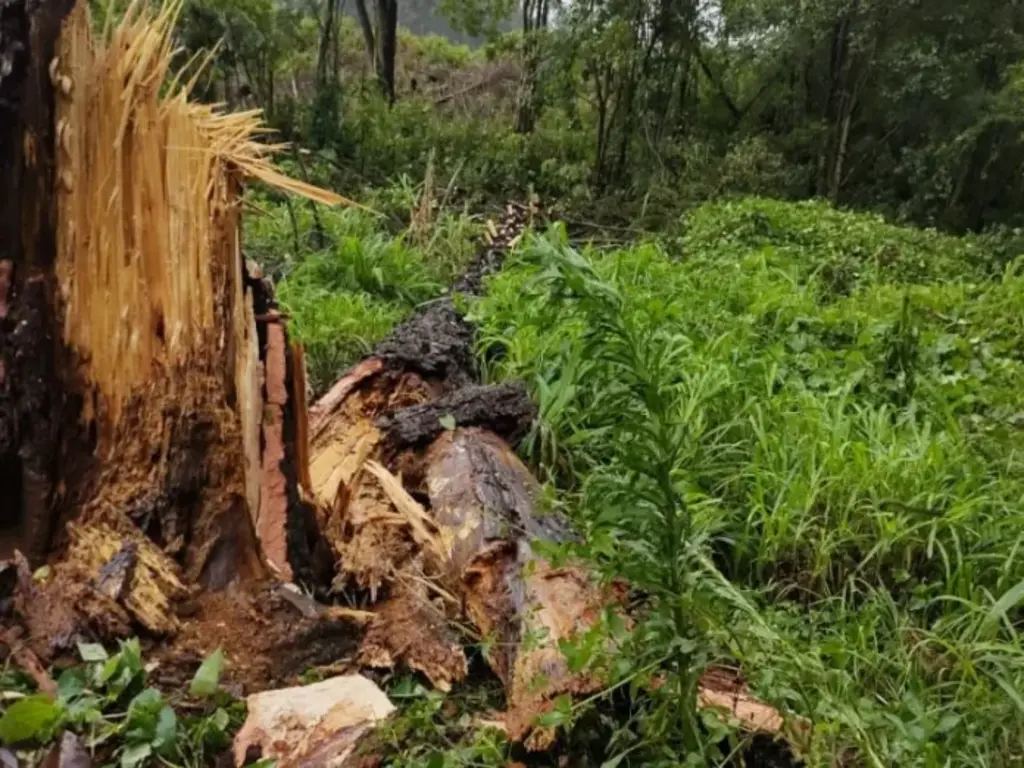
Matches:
[[514, 227, 780, 763], [371, 675, 508, 768], [0, 641, 241, 767]]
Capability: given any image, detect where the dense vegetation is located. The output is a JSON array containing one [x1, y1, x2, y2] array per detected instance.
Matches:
[[471, 199, 1024, 765], [5, 0, 1024, 766], [0, 642, 240, 767], [166, 0, 1024, 232], [247, 194, 1024, 766]]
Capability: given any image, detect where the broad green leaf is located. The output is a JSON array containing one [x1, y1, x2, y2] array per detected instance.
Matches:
[[992, 674, 1024, 715], [65, 695, 104, 727], [210, 707, 231, 732], [985, 579, 1024, 627], [153, 706, 177, 750], [57, 668, 87, 702], [77, 643, 109, 663], [118, 639, 144, 676], [190, 648, 226, 698], [0, 695, 63, 745], [97, 655, 121, 685], [125, 688, 166, 742], [439, 414, 456, 431], [120, 742, 152, 768]]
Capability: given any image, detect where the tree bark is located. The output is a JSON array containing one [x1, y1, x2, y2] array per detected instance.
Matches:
[[375, 0, 397, 104], [353, 0, 376, 73], [0, 0, 76, 563], [1, 0, 326, 661], [315, 0, 337, 89]]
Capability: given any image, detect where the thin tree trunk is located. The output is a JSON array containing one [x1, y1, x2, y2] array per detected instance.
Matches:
[[694, 46, 741, 122], [375, 0, 397, 104], [315, 0, 333, 88], [514, 0, 540, 133], [332, 0, 343, 84], [828, 101, 853, 202], [353, 0, 375, 72]]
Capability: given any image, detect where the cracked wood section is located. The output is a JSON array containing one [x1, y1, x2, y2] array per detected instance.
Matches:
[[257, 322, 291, 580], [424, 427, 609, 750]]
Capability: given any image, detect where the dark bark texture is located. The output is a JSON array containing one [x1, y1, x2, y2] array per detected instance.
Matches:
[[380, 381, 536, 450], [0, 0, 75, 563]]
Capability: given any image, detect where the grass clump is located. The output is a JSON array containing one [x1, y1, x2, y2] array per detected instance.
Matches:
[[245, 188, 480, 394], [467, 197, 1024, 766]]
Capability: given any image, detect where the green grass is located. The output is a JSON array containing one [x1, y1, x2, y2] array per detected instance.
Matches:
[[468, 197, 1024, 766], [9, 196, 1021, 766], [245, 189, 480, 393]]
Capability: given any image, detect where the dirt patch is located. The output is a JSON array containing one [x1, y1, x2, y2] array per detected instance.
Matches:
[[149, 584, 362, 695]]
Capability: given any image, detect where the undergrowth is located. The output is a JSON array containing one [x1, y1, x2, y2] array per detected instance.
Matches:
[[245, 185, 480, 393], [466, 197, 1024, 766], [10, 197, 1021, 766], [0, 642, 238, 768]]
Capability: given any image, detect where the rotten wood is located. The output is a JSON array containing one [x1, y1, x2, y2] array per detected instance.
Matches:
[[373, 301, 476, 387], [358, 582, 467, 692], [6, 522, 189, 663], [423, 428, 600, 749], [0, 0, 76, 567], [257, 320, 293, 580]]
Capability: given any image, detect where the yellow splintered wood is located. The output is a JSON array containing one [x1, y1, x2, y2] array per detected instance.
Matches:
[[54, 0, 348, 438]]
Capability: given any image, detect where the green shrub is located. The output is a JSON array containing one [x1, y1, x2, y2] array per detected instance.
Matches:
[[0, 641, 238, 767], [246, 190, 479, 394], [470, 198, 1024, 765]]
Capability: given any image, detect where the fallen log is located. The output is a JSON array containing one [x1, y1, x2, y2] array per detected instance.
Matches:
[[379, 381, 536, 450], [306, 203, 627, 750]]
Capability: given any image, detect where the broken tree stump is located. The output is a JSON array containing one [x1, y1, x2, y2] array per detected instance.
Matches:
[[0, 0, 343, 660]]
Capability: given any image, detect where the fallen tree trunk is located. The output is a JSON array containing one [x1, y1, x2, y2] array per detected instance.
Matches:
[[0, 0, 340, 663], [306, 203, 627, 750]]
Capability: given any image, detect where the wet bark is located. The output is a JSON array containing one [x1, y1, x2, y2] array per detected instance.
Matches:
[[380, 381, 535, 450], [1, 0, 322, 666], [0, 0, 76, 563]]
